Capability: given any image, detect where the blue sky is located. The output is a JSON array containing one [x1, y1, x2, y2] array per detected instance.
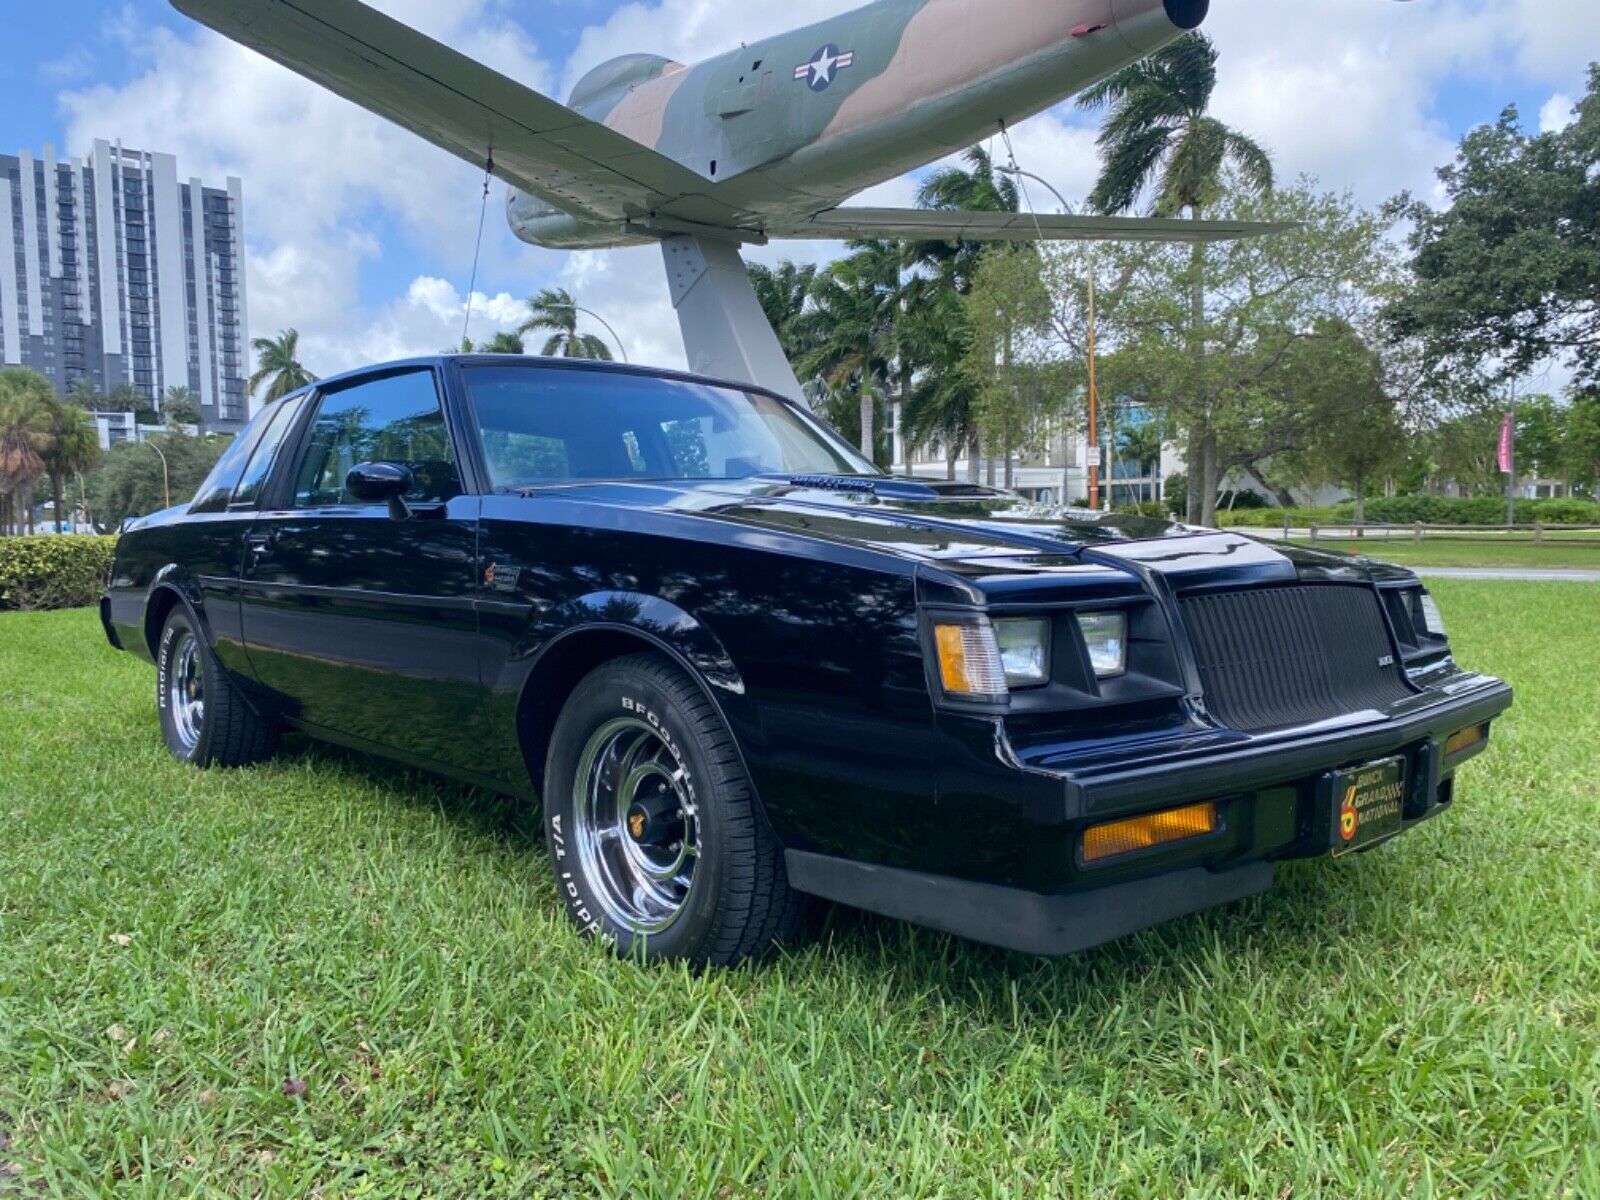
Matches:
[[2, 1, 1592, 377]]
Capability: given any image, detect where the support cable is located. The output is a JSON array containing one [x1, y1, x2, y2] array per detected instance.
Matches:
[[460, 150, 494, 348]]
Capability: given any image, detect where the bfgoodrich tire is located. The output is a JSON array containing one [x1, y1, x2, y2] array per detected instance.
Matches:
[[543, 653, 808, 966], [156, 606, 279, 768]]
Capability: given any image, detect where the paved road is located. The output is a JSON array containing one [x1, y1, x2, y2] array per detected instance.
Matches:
[[1411, 566, 1600, 582]]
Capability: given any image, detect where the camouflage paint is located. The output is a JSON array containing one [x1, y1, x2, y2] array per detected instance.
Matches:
[[511, 0, 1195, 248]]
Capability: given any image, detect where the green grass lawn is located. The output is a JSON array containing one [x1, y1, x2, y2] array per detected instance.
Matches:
[[1282, 537, 1600, 570], [2, 586, 1597, 1197]]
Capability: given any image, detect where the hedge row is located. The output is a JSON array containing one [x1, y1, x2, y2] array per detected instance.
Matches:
[[1330, 496, 1600, 526], [1216, 507, 1341, 529], [0, 536, 118, 612]]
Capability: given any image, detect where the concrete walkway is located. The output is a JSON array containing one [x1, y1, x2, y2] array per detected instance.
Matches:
[[1411, 566, 1600, 582]]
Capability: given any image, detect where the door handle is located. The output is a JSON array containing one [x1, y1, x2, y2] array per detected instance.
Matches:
[[247, 531, 278, 563]]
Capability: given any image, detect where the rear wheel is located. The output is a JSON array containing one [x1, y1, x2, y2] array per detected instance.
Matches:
[[543, 653, 808, 965], [156, 607, 279, 768]]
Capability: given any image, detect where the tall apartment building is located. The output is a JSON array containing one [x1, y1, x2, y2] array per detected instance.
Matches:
[[1, 140, 251, 434]]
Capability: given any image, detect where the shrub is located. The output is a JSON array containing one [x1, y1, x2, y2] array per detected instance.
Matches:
[[0, 536, 118, 611], [1114, 502, 1170, 520], [1216, 507, 1340, 529], [1331, 495, 1600, 526]]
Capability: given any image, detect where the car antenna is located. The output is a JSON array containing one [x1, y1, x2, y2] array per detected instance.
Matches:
[[460, 146, 495, 350]]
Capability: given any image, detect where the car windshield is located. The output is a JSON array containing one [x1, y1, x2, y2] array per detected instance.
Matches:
[[464, 365, 879, 489]]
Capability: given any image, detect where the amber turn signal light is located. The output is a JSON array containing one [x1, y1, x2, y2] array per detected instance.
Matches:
[[934, 622, 1008, 699], [1444, 724, 1488, 758], [1082, 802, 1220, 864]]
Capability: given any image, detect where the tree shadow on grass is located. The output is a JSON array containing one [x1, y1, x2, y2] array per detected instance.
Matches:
[[273, 732, 545, 855]]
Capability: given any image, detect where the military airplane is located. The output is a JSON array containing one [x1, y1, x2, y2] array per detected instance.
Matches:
[[171, 0, 1271, 398]]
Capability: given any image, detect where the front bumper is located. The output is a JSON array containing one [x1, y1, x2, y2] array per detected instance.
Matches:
[[787, 675, 1512, 956]]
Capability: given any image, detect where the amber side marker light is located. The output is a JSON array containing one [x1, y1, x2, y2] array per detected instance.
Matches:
[[1445, 725, 1488, 758], [1083, 802, 1220, 864]]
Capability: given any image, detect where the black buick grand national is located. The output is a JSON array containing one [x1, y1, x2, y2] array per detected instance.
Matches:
[[103, 357, 1513, 964]]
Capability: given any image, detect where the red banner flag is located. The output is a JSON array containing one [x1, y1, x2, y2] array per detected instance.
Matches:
[[1497, 412, 1513, 474]]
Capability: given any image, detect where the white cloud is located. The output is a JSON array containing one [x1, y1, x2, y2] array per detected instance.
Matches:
[[1539, 92, 1577, 134], [56, 0, 1597, 386]]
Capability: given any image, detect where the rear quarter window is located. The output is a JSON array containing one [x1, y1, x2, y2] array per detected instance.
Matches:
[[188, 402, 281, 513], [231, 395, 309, 509]]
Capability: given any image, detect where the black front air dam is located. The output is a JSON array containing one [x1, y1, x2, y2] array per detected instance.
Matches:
[[784, 852, 1274, 957]]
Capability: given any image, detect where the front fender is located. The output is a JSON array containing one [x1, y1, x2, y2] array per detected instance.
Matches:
[[487, 590, 762, 797], [533, 592, 746, 697]]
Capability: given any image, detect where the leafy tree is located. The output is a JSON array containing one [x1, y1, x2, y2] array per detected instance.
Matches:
[[162, 385, 202, 428], [1565, 388, 1600, 497], [800, 241, 902, 463], [84, 433, 231, 528], [1078, 31, 1273, 525], [249, 328, 318, 403], [0, 368, 53, 534], [1105, 183, 1403, 524], [518, 288, 613, 360], [1387, 65, 1600, 387], [39, 400, 101, 533], [963, 246, 1051, 488]]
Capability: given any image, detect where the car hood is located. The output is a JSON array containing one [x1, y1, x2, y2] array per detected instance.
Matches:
[[525, 476, 1415, 585]]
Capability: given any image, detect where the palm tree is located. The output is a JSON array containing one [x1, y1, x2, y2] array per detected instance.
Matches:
[[748, 261, 821, 364], [1117, 418, 1166, 507], [518, 288, 613, 360], [1078, 31, 1272, 525], [900, 283, 978, 480], [481, 330, 526, 355], [64, 377, 102, 410], [912, 145, 1020, 294], [162, 385, 202, 427], [40, 399, 101, 532], [249, 329, 318, 404], [904, 146, 1024, 481], [800, 241, 902, 462], [0, 368, 53, 535]]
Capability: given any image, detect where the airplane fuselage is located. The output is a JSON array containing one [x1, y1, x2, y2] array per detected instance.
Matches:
[[510, 0, 1206, 248]]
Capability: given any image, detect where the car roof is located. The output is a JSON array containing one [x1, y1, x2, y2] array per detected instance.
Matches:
[[304, 354, 800, 408]]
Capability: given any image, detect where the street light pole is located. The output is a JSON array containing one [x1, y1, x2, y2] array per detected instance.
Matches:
[[997, 165, 1100, 510], [146, 438, 171, 509], [550, 303, 630, 363]]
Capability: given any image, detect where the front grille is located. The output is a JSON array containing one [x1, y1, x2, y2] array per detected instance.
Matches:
[[1180, 585, 1414, 733]]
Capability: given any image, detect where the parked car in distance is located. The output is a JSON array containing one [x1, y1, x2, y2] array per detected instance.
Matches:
[[103, 356, 1513, 964]]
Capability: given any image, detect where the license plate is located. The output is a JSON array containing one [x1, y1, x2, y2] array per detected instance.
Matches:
[[1331, 756, 1408, 858]]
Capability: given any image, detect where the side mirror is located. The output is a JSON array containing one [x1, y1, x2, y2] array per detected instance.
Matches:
[[346, 461, 415, 521]]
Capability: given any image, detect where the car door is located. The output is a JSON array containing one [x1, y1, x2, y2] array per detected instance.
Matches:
[[237, 366, 489, 773]]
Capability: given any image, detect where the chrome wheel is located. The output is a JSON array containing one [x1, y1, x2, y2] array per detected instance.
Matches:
[[167, 631, 205, 753], [572, 717, 699, 933]]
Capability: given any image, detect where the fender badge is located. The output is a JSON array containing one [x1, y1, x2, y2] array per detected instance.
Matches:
[[485, 562, 522, 593]]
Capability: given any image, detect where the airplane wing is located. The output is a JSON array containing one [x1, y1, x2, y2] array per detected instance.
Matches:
[[170, 0, 729, 227], [764, 208, 1293, 244]]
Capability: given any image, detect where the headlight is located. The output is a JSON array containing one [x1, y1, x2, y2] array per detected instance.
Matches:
[[994, 618, 1050, 688], [1077, 612, 1128, 678], [933, 621, 1008, 699], [1418, 593, 1446, 639]]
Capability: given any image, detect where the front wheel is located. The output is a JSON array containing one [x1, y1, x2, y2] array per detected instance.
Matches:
[[156, 607, 279, 767], [543, 654, 808, 966]]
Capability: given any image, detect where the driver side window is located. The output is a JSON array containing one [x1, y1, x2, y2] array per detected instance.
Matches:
[[291, 370, 460, 507]]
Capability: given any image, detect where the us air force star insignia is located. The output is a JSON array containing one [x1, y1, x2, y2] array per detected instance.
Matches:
[[795, 43, 854, 92]]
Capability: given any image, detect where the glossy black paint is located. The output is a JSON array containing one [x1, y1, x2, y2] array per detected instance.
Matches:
[[104, 356, 1513, 952]]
